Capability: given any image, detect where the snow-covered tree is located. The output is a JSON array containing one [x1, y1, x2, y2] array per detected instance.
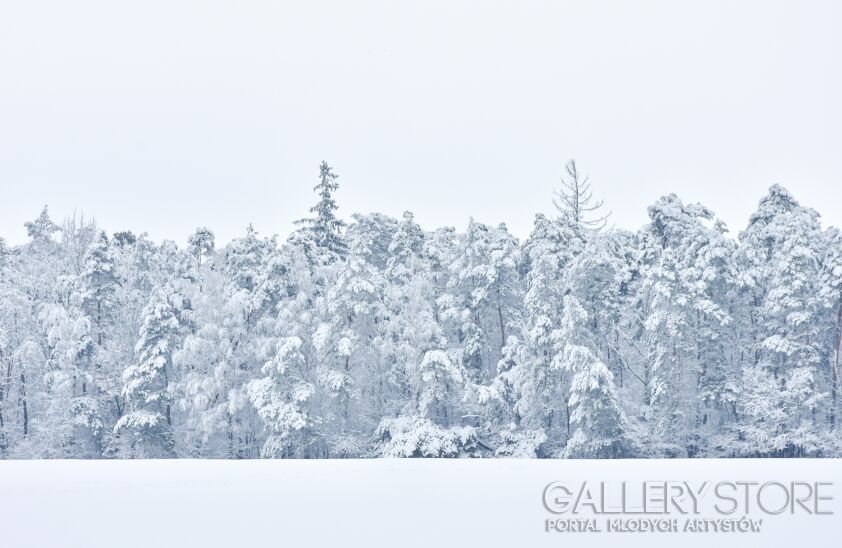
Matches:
[[80, 231, 120, 345], [174, 280, 267, 458], [469, 336, 548, 457], [439, 219, 521, 383], [316, 231, 389, 455], [24, 206, 60, 243], [374, 348, 483, 458], [247, 337, 319, 458], [38, 304, 101, 457], [517, 213, 587, 451], [222, 224, 268, 294], [295, 161, 348, 263], [187, 227, 215, 268], [639, 195, 738, 456], [736, 185, 829, 456], [114, 286, 191, 457], [555, 295, 631, 458]]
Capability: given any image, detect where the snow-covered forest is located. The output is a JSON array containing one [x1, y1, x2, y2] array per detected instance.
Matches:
[[1, 161, 841, 459]]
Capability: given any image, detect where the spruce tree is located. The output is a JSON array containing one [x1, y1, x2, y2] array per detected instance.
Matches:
[[296, 161, 348, 263]]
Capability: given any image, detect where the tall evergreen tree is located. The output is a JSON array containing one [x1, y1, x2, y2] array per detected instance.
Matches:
[[295, 161, 348, 263]]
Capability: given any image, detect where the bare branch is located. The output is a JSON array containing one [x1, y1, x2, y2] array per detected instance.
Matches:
[[552, 159, 611, 230]]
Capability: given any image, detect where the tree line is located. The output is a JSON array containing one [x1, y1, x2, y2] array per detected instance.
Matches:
[[1, 160, 840, 458]]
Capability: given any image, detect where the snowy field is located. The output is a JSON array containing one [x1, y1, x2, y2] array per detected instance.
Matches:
[[1, 459, 839, 548]]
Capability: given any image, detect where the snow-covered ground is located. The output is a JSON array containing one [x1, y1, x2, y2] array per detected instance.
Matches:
[[1, 459, 839, 548]]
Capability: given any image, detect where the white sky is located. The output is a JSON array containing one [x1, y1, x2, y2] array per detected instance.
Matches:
[[1, 1, 840, 246]]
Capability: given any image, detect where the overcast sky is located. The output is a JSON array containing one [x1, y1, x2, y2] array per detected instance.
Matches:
[[1, 0, 840, 246]]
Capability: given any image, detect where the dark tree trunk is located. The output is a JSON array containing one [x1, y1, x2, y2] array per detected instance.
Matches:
[[20, 372, 28, 437], [497, 305, 506, 349], [831, 303, 842, 429]]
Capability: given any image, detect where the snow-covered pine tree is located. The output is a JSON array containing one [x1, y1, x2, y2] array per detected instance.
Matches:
[[736, 185, 830, 456], [295, 161, 348, 264], [317, 228, 389, 456], [469, 335, 549, 457], [247, 336, 318, 458], [59, 213, 99, 276], [174, 273, 262, 458], [221, 224, 268, 294], [517, 213, 587, 451], [80, 231, 120, 346], [385, 212, 425, 284], [639, 195, 738, 456], [187, 227, 215, 269], [562, 231, 636, 388], [375, 348, 482, 458], [555, 295, 631, 458], [381, 211, 441, 404], [114, 286, 191, 457], [439, 219, 521, 383], [37, 304, 101, 457], [24, 206, 60, 244]]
